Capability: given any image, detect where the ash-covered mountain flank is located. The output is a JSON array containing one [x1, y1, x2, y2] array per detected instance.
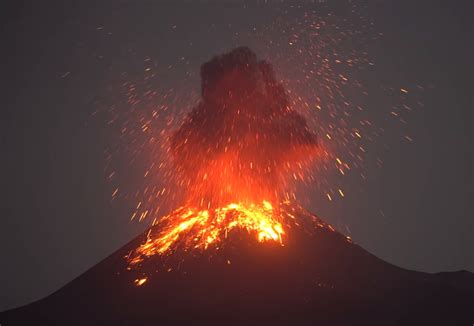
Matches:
[[2, 205, 473, 326]]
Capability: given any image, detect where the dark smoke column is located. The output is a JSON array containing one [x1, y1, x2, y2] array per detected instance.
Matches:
[[171, 47, 318, 208]]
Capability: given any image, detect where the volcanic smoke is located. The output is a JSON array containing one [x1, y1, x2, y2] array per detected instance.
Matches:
[[128, 47, 319, 265], [172, 47, 318, 207]]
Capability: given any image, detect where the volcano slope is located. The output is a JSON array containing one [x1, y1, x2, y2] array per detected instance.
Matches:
[[2, 204, 473, 326]]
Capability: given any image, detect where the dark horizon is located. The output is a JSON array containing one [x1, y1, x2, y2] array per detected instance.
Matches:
[[1, 0, 472, 312]]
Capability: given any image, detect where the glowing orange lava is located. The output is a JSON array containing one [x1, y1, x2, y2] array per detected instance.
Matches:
[[129, 200, 284, 266]]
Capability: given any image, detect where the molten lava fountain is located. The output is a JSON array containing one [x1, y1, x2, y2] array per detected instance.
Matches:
[[128, 47, 320, 269]]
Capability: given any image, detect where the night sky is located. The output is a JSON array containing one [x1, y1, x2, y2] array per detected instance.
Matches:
[[1, 0, 472, 311]]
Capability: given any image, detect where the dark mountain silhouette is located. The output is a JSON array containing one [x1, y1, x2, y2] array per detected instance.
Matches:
[[2, 204, 473, 325]]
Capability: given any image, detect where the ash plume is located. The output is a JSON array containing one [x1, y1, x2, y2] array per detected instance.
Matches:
[[171, 47, 317, 207]]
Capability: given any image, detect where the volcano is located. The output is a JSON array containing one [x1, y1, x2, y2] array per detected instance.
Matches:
[[1, 204, 473, 325], [3, 47, 472, 325]]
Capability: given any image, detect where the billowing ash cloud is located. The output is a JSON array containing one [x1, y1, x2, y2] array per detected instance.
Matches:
[[171, 47, 317, 207]]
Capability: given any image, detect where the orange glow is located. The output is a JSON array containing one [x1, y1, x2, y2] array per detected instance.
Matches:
[[134, 277, 147, 286], [129, 200, 284, 266]]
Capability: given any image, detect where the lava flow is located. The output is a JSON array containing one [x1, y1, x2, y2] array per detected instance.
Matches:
[[129, 201, 283, 266], [128, 47, 319, 266]]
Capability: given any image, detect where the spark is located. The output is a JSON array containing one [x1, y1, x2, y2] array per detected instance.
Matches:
[[134, 277, 147, 286]]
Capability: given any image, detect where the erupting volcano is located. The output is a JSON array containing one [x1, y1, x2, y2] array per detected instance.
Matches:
[[128, 47, 320, 265], [2, 47, 472, 326]]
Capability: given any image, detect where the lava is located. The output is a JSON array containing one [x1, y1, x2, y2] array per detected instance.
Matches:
[[129, 201, 284, 266]]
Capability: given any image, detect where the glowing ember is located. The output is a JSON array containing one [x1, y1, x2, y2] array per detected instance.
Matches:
[[134, 277, 148, 286], [129, 200, 283, 265]]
